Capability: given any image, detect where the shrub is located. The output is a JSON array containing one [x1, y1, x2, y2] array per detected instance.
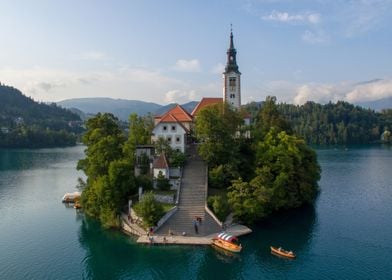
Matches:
[[207, 195, 230, 222], [133, 192, 164, 228]]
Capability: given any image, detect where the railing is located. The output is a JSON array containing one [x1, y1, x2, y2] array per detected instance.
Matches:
[[154, 206, 178, 232], [204, 162, 223, 227]]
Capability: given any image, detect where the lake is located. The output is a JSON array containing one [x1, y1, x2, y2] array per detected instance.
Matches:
[[0, 145, 391, 279]]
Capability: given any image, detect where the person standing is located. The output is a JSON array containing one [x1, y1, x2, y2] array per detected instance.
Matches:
[[193, 219, 198, 234]]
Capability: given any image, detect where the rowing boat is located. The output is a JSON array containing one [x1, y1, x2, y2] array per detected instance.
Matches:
[[270, 246, 296, 258]]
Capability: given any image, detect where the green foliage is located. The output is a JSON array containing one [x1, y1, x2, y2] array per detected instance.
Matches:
[[133, 192, 164, 228], [252, 128, 320, 209], [156, 171, 171, 191], [123, 113, 153, 160], [196, 103, 243, 167], [254, 96, 292, 140], [78, 113, 138, 228], [0, 84, 82, 148], [207, 195, 230, 221], [227, 178, 268, 224], [136, 175, 153, 191], [169, 150, 187, 168], [137, 153, 150, 175], [77, 113, 125, 180], [154, 137, 172, 157], [208, 165, 239, 189], [277, 101, 389, 145]]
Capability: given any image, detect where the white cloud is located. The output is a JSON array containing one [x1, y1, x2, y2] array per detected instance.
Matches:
[[302, 30, 328, 44], [0, 66, 187, 104], [164, 90, 198, 104], [212, 63, 225, 74], [261, 11, 321, 24], [338, 0, 392, 37], [173, 59, 201, 72], [346, 79, 392, 102], [292, 79, 392, 105]]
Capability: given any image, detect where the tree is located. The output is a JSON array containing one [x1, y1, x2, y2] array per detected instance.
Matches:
[[133, 192, 164, 228], [207, 195, 230, 221], [196, 103, 243, 167], [123, 113, 152, 161], [254, 96, 292, 140], [252, 128, 320, 210], [169, 150, 187, 168], [227, 178, 268, 224], [156, 171, 171, 191], [154, 137, 172, 157], [77, 113, 138, 228], [77, 113, 125, 180]]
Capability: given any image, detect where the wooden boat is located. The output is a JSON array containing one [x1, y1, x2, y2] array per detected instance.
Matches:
[[211, 232, 242, 253], [270, 246, 296, 258]]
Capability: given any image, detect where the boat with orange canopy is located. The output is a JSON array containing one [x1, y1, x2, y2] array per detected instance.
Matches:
[[212, 232, 242, 253]]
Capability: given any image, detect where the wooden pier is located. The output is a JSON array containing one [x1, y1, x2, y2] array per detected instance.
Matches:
[[135, 224, 252, 245]]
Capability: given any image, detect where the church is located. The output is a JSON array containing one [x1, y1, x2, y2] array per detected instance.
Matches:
[[151, 30, 243, 154]]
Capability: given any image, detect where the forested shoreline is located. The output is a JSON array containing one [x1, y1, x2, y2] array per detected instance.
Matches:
[[0, 84, 83, 148], [245, 101, 392, 145]]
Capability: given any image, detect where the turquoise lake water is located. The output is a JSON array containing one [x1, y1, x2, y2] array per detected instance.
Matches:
[[0, 145, 391, 279]]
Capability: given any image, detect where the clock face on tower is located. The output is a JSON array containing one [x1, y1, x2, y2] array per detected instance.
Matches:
[[230, 56, 233, 61]]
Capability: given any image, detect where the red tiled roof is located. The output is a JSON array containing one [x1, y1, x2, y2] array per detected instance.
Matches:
[[153, 153, 169, 169], [191, 97, 223, 116], [158, 104, 193, 123]]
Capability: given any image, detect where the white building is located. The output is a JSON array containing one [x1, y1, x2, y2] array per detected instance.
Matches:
[[151, 104, 193, 153]]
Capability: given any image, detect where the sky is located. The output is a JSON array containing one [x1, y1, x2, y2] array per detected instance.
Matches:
[[1, 0, 392, 105]]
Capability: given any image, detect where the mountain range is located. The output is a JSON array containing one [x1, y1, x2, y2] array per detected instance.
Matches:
[[57, 97, 392, 121], [57, 98, 199, 121]]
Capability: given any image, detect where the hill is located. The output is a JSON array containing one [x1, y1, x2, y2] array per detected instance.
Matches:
[[58, 98, 199, 120], [356, 97, 392, 111], [0, 84, 82, 148], [57, 98, 163, 121]]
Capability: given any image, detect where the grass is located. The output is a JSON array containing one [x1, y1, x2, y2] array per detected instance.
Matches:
[[162, 203, 176, 213]]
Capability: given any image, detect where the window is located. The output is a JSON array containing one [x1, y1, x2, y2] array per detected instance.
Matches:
[[229, 77, 236, 91], [230, 94, 236, 99], [175, 135, 181, 144], [163, 126, 167, 132], [167, 137, 172, 143], [171, 125, 176, 132]]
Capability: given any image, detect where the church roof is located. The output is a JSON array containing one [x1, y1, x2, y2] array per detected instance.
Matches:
[[157, 104, 193, 123], [153, 153, 169, 169], [191, 97, 223, 116]]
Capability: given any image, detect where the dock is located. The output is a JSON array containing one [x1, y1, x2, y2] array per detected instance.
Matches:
[[135, 224, 252, 245]]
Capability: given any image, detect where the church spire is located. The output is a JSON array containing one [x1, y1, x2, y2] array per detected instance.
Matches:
[[222, 26, 241, 109], [225, 26, 240, 74]]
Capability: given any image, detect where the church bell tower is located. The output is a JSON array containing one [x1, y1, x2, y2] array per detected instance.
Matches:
[[223, 28, 241, 109]]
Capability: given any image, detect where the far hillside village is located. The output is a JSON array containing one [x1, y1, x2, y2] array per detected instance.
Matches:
[[72, 28, 388, 248]]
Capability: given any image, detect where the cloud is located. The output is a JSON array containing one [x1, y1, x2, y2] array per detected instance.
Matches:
[[173, 59, 201, 72], [292, 79, 392, 105], [246, 78, 392, 105], [346, 79, 392, 102], [0, 66, 187, 103], [164, 90, 198, 104], [261, 11, 321, 24], [212, 63, 225, 74], [302, 30, 328, 44], [339, 0, 392, 37]]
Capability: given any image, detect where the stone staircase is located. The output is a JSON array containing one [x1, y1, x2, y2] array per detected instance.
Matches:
[[155, 146, 221, 237]]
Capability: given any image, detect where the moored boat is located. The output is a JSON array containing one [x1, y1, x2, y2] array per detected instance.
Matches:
[[62, 192, 81, 203], [211, 232, 242, 253], [270, 246, 296, 258]]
